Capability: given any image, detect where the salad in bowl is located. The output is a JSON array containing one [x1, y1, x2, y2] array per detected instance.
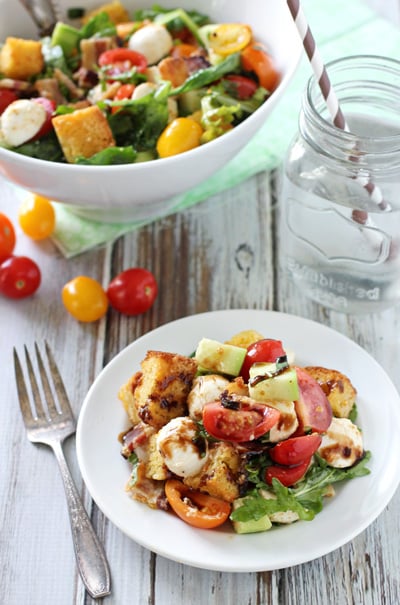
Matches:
[[118, 328, 370, 534]]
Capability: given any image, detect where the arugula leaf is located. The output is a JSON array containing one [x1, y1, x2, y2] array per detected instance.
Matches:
[[170, 53, 242, 96], [13, 132, 64, 162], [79, 12, 117, 39], [75, 146, 137, 165]]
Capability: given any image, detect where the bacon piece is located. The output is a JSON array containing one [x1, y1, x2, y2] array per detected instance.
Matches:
[[80, 37, 117, 70], [34, 78, 67, 105]]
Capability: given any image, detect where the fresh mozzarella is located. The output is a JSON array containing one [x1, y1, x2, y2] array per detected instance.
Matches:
[[318, 417, 364, 468], [128, 23, 173, 65], [268, 400, 299, 442], [131, 82, 157, 100], [156, 416, 208, 478], [1, 99, 46, 146], [187, 374, 230, 420]]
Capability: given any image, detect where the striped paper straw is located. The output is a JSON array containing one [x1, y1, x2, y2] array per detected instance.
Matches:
[[286, 0, 389, 221]]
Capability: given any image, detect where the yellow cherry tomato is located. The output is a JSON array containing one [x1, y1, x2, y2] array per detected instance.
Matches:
[[18, 193, 55, 240], [62, 276, 108, 322], [157, 117, 203, 158], [208, 23, 252, 56]]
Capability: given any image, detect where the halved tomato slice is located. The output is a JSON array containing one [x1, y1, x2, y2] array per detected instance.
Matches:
[[269, 433, 322, 466], [294, 367, 333, 434], [165, 479, 231, 528]]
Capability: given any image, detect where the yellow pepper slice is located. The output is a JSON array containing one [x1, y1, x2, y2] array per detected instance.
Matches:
[[208, 23, 252, 56]]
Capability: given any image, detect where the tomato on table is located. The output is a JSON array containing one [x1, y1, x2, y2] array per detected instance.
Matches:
[[18, 194, 55, 240], [106, 267, 157, 315], [202, 398, 280, 443], [294, 367, 333, 434], [265, 457, 311, 487], [208, 23, 252, 56], [0, 256, 41, 299], [269, 433, 322, 466], [62, 276, 108, 322], [0, 213, 16, 263], [98, 48, 147, 79], [222, 75, 258, 100], [240, 338, 286, 382], [241, 43, 280, 91], [0, 89, 18, 115], [165, 479, 231, 528]]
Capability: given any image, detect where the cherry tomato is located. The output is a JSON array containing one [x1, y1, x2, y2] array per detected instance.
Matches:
[[106, 267, 157, 316], [294, 367, 333, 434], [62, 276, 108, 322], [31, 98, 56, 140], [269, 433, 322, 466], [202, 399, 280, 443], [265, 457, 311, 487], [240, 338, 286, 382], [241, 44, 280, 92], [223, 74, 258, 100], [18, 194, 55, 240], [0, 212, 16, 263], [0, 89, 18, 115], [98, 48, 147, 79], [170, 43, 200, 59], [111, 83, 136, 114], [165, 479, 231, 529], [157, 117, 203, 158], [208, 23, 252, 56], [0, 255, 41, 299]]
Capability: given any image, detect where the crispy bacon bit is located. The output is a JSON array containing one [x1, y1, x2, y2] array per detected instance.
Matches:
[[0, 78, 33, 92], [80, 37, 117, 70], [121, 422, 155, 458], [53, 68, 85, 99], [34, 78, 67, 105]]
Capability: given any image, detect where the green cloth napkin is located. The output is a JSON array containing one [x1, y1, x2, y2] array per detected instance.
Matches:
[[44, 0, 400, 257]]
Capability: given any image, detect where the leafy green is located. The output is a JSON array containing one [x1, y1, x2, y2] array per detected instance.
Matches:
[[79, 12, 117, 39], [75, 146, 137, 165], [153, 8, 208, 46], [200, 94, 241, 143], [134, 5, 209, 37], [348, 404, 358, 423], [208, 86, 269, 116], [13, 132, 64, 162], [170, 53, 242, 96]]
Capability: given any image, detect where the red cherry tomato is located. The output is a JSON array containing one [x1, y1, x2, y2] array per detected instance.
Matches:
[[111, 83, 136, 114], [269, 433, 322, 466], [31, 97, 56, 140], [223, 75, 258, 100], [265, 457, 311, 487], [0, 89, 18, 115], [98, 48, 147, 79], [106, 267, 157, 316], [0, 256, 41, 299], [240, 338, 286, 382], [0, 213, 16, 263], [202, 399, 280, 443], [294, 367, 333, 434]]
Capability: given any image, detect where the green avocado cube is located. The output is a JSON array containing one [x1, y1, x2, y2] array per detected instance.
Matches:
[[249, 362, 299, 402], [194, 338, 246, 376]]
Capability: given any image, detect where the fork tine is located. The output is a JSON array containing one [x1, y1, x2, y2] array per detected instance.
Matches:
[[13, 348, 36, 428], [35, 342, 60, 420], [44, 341, 73, 417], [23, 345, 48, 421]]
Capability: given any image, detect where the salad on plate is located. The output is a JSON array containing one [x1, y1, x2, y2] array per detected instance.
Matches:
[[118, 328, 371, 534], [0, 1, 280, 165]]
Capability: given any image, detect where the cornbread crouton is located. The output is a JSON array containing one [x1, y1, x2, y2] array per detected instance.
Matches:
[[144, 433, 169, 481], [118, 371, 142, 424], [133, 350, 198, 429], [52, 105, 116, 163], [82, 0, 130, 24], [0, 37, 44, 79], [303, 366, 357, 418], [225, 376, 249, 397], [224, 330, 264, 349], [183, 441, 242, 503]]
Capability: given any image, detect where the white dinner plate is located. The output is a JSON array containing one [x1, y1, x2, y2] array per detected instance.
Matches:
[[76, 310, 400, 572]]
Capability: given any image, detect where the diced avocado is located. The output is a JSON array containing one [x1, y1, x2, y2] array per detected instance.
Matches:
[[178, 90, 203, 116], [194, 338, 246, 376], [232, 498, 272, 534], [51, 22, 81, 57], [249, 362, 299, 402]]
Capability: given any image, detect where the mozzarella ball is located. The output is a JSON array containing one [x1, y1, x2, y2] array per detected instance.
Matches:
[[156, 416, 208, 478], [1, 99, 46, 146], [128, 23, 173, 65]]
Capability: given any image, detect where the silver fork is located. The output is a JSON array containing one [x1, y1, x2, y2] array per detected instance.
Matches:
[[18, 0, 60, 36], [13, 342, 111, 599]]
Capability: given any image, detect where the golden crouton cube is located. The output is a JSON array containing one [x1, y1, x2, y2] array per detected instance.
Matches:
[[118, 371, 142, 424], [82, 0, 130, 24], [52, 105, 116, 163], [225, 329, 264, 349], [144, 433, 169, 481], [0, 37, 44, 80], [303, 366, 357, 418], [133, 350, 198, 429], [184, 441, 242, 503]]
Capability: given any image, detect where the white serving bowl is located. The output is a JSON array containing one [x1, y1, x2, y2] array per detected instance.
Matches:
[[0, 0, 301, 222]]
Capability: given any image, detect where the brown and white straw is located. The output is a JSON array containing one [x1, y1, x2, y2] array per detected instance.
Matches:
[[286, 0, 389, 221]]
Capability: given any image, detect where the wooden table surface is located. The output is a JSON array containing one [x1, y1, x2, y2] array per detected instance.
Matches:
[[1, 2, 400, 604]]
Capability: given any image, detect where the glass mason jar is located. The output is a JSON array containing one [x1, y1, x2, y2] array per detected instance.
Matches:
[[279, 55, 400, 313]]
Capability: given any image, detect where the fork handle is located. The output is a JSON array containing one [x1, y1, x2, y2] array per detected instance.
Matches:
[[52, 441, 111, 598]]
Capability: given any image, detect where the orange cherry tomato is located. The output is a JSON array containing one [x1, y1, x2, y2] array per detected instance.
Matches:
[[0, 212, 16, 263], [62, 276, 108, 322], [241, 43, 280, 92], [165, 479, 231, 529], [157, 117, 203, 158], [18, 194, 55, 240], [208, 23, 252, 56]]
